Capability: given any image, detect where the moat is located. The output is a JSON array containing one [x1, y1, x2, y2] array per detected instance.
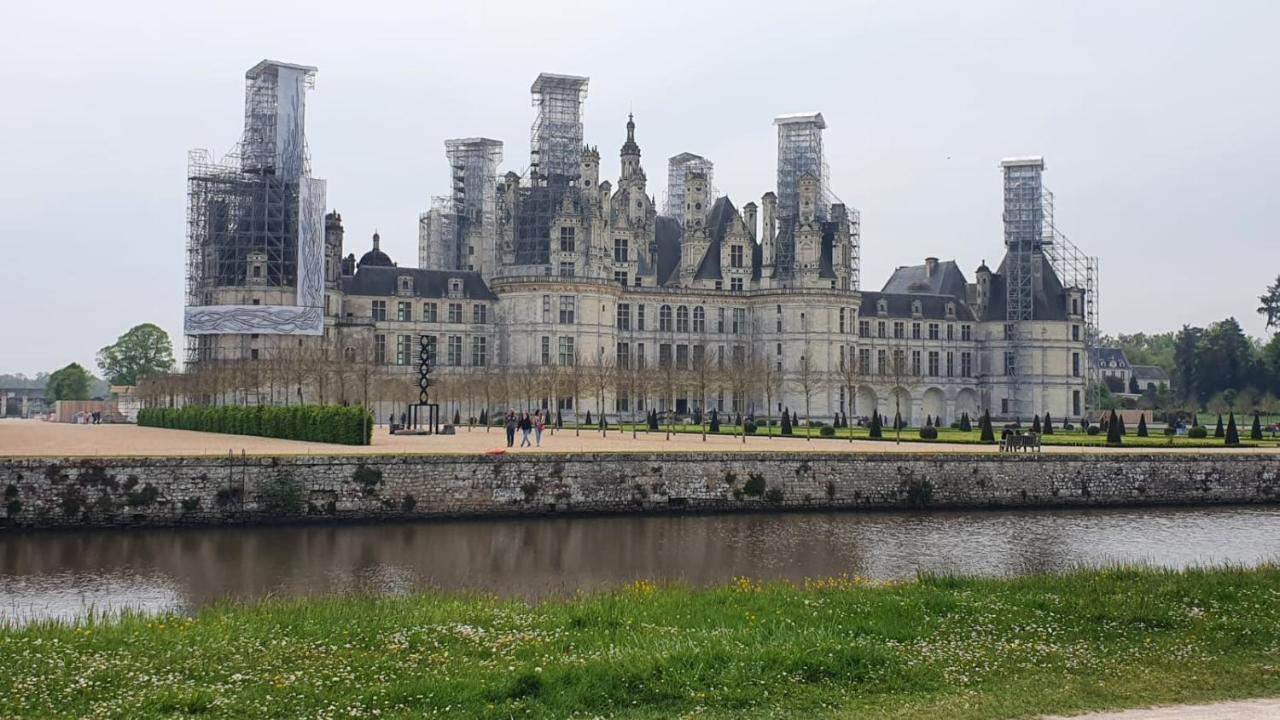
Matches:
[[3, 505, 1279, 624]]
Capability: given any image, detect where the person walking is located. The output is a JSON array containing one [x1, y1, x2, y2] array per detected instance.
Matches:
[[534, 411, 545, 446], [519, 412, 532, 447], [504, 411, 517, 448]]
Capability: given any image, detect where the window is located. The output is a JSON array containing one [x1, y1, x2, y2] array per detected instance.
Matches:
[[660, 305, 673, 332], [559, 296, 575, 324], [636, 342, 646, 369], [424, 336, 437, 364], [732, 308, 747, 334], [961, 351, 972, 378], [658, 343, 672, 368], [617, 303, 631, 330], [447, 336, 463, 366], [559, 226, 575, 252], [542, 295, 551, 323], [637, 304, 646, 331], [945, 302, 956, 319], [614, 271, 627, 286], [472, 337, 487, 367], [730, 245, 744, 268], [717, 307, 726, 333], [472, 304, 487, 324], [911, 350, 921, 376], [676, 306, 689, 333], [541, 336, 551, 365], [676, 345, 689, 370], [911, 300, 922, 317], [396, 335, 413, 365], [397, 301, 412, 322], [1002, 399, 1010, 415], [558, 337, 575, 366], [1073, 390, 1081, 416], [692, 306, 706, 333], [1004, 351, 1017, 376], [614, 237, 628, 263], [374, 334, 387, 364], [877, 321, 886, 338], [616, 342, 630, 369], [858, 348, 871, 373], [448, 303, 462, 323], [250, 348, 259, 360], [877, 349, 887, 374], [912, 322, 921, 340], [733, 345, 746, 366], [859, 320, 870, 338], [423, 302, 438, 322], [730, 277, 743, 292], [372, 300, 387, 321], [946, 351, 954, 377], [1004, 323, 1015, 339], [715, 280, 722, 290], [1072, 352, 1081, 377], [252, 265, 262, 278], [559, 261, 575, 277], [1072, 325, 1081, 342], [927, 351, 939, 377], [946, 323, 954, 341], [893, 321, 905, 339], [928, 323, 939, 340], [894, 349, 906, 375], [1072, 297, 1080, 315], [877, 299, 888, 315], [839, 308, 846, 333], [961, 324, 972, 341], [449, 279, 462, 296]]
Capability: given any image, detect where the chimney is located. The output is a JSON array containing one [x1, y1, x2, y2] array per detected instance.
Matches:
[[742, 202, 758, 241], [761, 192, 777, 267], [925, 257, 938, 278]]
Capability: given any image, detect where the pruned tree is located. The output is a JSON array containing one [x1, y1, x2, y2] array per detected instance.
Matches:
[[586, 348, 617, 437], [880, 347, 912, 445], [833, 344, 870, 443]]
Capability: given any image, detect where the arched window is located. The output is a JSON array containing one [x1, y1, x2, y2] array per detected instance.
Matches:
[[692, 306, 706, 333], [660, 305, 673, 332], [676, 305, 690, 333]]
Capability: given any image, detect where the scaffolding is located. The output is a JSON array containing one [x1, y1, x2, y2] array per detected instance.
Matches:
[[418, 196, 457, 270], [1041, 186, 1102, 412], [185, 60, 324, 362], [774, 113, 832, 278], [1000, 157, 1045, 418], [445, 138, 503, 273], [664, 152, 716, 226], [529, 73, 588, 188]]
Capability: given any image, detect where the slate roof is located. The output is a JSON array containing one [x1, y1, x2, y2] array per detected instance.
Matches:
[[1131, 365, 1170, 383], [882, 260, 969, 299], [341, 266, 497, 301], [693, 196, 740, 281], [856, 292, 977, 321], [978, 252, 1070, 322], [654, 215, 682, 285], [1091, 347, 1130, 368]]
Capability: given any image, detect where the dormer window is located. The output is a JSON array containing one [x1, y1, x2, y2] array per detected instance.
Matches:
[[911, 300, 922, 317], [877, 299, 888, 316], [398, 276, 413, 295], [945, 302, 956, 319], [448, 279, 463, 298]]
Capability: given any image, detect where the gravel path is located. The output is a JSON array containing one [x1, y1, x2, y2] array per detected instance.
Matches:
[[2, 418, 1277, 457], [1042, 698, 1280, 719]]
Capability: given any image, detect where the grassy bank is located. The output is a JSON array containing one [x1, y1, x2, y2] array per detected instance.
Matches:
[[3, 568, 1279, 718]]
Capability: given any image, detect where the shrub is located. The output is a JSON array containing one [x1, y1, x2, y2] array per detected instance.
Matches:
[[1251, 413, 1263, 441], [1087, 425, 1101, 436], [918, 426, 938, 440], [959, 412, 972, 432], [742, 473, 767, 497], [819, 425, 835, 438], [1042, 412, 1054, 435], [138, 405, 374, 445], [869, 410, 883, 439], [781, 409, 793, 436], [743, 420, 757, 434], [1031, 415, 1042, 434], [763, 486, 785, 503], [1226, 412, 1240, 446], [260, 470, 304, 515], [1188, 425, 1208, 439], [1214, 414, 1225, 438], [1106, 409, 1122, 446], [979, 411, 995, 443], [1137, 414, 1149, 437]]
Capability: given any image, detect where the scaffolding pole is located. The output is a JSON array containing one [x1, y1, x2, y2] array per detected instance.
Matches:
[[1042, 186, 1101, 412]]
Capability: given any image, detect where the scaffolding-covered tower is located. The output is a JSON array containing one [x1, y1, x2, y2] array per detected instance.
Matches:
[[1000, 157, 1044, 417], [506, 73, 590, 267], [665, 152, 715, 226], [185, 60, 327, 363], [419, 196, 457, 270], [1041, 186, 1101, 411]]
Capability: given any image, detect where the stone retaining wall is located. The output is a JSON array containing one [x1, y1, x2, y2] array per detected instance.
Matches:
[[1, 453, 1277, 530]]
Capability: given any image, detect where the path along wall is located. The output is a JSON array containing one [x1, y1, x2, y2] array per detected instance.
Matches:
[[1, 453, 1278, 530]]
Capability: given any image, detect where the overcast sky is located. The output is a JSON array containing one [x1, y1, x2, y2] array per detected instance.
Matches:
[[2, 0, 1277, 376]]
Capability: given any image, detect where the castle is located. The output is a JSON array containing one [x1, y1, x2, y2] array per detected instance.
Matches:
[[185, 62, 1095, 424]]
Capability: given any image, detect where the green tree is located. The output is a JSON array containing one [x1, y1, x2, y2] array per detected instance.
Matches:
[[46, 363, 92, 401], [1225, 412, 1240, 446], [96, 323, 175, 386], [1172, 325, 1205, 404], [1258, 275, 1280, 331]]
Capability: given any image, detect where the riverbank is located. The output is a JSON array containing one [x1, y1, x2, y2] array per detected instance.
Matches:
[[2, 566, 1277, 719]]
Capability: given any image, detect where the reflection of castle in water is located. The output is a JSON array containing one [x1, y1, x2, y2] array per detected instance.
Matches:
[[3, 507, 1278, 622]]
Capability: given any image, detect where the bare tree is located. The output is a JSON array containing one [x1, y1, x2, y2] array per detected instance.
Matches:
[[788, 352, 825, 441], [834, 343, 871, 442], [688, 342, 716, 441], [585, 348, 617, 436], [881, 346, 912, 445], [756, 352, 784, 440], [565, 349, 586, 436]]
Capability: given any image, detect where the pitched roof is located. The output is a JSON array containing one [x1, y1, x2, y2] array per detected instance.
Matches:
[[979, 251, 1070, 322], [654, 216, 682, 285], [856, 292, 977, 321], [882, 260, 969, 299], [340, 266, 497, 301], [693, 196, 739, 280], [1131, 365, 1170, 383], [1091, 348, 1129, 368]]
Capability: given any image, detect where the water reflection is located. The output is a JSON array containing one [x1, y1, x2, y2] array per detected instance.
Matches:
[[3, 506, 1279, 624]]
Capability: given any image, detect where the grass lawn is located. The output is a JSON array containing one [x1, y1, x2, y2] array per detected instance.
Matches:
[[607, 423, 1276, 449], [3, 566, 1279, 719]]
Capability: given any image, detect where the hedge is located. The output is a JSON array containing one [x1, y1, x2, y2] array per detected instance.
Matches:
[[138, 405, 374, 446]]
